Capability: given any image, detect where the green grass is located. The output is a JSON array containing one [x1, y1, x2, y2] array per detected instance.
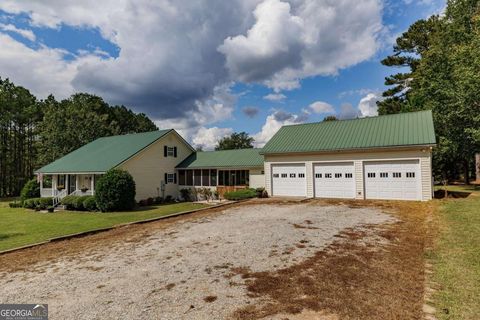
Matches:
[[0, 201, 209, 252], [430, 185, 480, 319]]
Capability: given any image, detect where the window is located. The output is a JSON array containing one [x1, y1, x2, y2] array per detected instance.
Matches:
[[345, 173, 353, 178], [406, 172, 415, 178], [57, 175, 66, 189], [290, 173, 296, 178], [210, 169, 217, 186], [194, 169, 202, 186], [315, 173, 322, 178], [273, 173, 279, 178], [335, 173, 342, 178], [219, 170, 224, 185], [393, 172, 402, 178], [179, 170, 186, 185], [325, 173, 332, 178], [367, 172, 375, 178], [186, 170, 193, 186], [299, 173, 305, 178], [236, 170, 242, 185], [42, 175, 52, 188], [167, 173, 175, 183], [239, 170, 247, 185], [281, 173, 287, 178], [380, 172, 388, 178], [202, 169, 210, 186]]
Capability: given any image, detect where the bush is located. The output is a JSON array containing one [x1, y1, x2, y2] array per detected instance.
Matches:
[[20, 178, 40, 202], [73, 196, 91, 211], [180, 188, 191, 201], [146, 197, 154, 205], [95, 169, 136, 212], [223, 188, 257, 201], [9, 202, 22, 208], [22, 197, 52, 210], [154, 196, 163, 204], [61, 195, 77, 210], [83, 196, 97, 211], [255, 187, 269, 198]]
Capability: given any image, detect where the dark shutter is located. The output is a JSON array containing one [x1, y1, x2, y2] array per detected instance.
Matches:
[[164, 146, 167, 157], [173, 173, 177, 184], [164, 172, 168, 184], [174, 146, 177, 157]]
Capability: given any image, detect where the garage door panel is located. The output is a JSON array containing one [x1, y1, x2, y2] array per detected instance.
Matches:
[[364, 160, 420, 200], [314, 162, 355, 199], [272, 164, 306, 197]]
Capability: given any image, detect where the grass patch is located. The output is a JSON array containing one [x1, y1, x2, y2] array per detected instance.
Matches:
[[429, 185, 480, 319], [0, 202, 209, 252]]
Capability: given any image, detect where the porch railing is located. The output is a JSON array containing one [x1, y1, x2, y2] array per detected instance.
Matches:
[[53, 189, 67, 207]]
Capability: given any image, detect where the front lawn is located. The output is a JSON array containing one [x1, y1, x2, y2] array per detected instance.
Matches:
[[429, 185, 480, 319], [0, 201, 210, 252]]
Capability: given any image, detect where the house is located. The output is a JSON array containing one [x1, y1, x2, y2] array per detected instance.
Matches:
[[261, 110, 436, 201], [36, 110, 436, 202], [35, 130, 266, 202]]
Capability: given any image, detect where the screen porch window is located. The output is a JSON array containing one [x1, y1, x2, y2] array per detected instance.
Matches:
[[217, 170, 249, 186], [210, 169, 217, 186], [179, 170, 186, 185], [57, 175, 66, 189]]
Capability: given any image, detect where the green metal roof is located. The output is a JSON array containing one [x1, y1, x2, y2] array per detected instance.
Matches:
[[36, 130, 172, 173], [176, 148, 264, 169], [262, 110, 436, 154]]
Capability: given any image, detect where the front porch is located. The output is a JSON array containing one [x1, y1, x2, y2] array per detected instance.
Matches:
[[40, 173, 102, 198]]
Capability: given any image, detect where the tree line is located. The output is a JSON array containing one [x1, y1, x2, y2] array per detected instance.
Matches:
[[0, 78, 157, 197], [380, 0, 480, 183]]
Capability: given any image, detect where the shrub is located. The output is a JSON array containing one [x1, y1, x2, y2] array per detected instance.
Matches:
[[180, 188, 191, 201], [223, 188, 257, 201], [20, 178, 40, 202], [36, 197, 53, 210], [22, 197, 52, 210], [23, 198, 36, 209], [95, 169, 136, 212], [154, 196, 163, 204], [83, 196, 97, 211], [165, 195, 173, 202], [9, 202, 22, 208], [61, 195, 77, 210], [73, 196, 90, 211], [255, 187, 269, 198], [146, 197, 154, 205]]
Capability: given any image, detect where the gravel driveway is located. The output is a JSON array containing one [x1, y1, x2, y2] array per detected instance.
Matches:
[[0, 203, 393, 319]]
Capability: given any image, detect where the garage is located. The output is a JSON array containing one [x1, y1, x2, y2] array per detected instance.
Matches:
[[314, 162, 355, 199], [364, 160, 421, 200], [271, 164, 306, 197]]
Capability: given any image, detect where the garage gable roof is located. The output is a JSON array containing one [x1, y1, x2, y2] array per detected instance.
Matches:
[[176, 148, 264, 169], [262, 110, 436, 154], [36, 130, 175, 174]]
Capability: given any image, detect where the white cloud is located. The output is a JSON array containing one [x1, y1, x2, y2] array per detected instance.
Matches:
[[253, 110, 308, 147], [242, 106, 260, 118], [338, 103, 360, 120], [0, 23, 36, 41], [219, 0, 383, 91], [308, 101, 334, 114], [358, 92, 380, 117], [192, 127, 233, 150], [263, 93, 286, 102]]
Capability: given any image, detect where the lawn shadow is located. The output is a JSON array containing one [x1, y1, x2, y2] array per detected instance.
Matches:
[[434, 189, 471, 199]]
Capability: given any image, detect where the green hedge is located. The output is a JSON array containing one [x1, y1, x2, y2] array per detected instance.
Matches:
[[61, 195, 96, 211], [223, 188, 257, 200], [23, 197, 53, 210]]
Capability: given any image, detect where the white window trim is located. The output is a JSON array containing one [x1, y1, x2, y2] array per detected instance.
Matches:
[[167, 146, 175, 157]]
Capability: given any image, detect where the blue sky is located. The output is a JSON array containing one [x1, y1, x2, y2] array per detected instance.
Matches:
[[0, 0, 444, 148]]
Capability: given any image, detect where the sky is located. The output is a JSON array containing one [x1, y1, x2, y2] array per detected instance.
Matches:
[[0, 0, 445, 149]]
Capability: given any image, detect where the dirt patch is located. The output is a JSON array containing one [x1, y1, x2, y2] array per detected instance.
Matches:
[[232, 200, 434, 320]]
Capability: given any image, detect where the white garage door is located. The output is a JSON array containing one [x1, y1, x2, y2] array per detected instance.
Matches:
[[364, 160, 421, 200], [271, 164, 306, 197], [314, 162, 355, 199]]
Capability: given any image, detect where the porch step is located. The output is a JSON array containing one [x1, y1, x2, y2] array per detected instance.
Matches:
[[55, 205, 67, 211]]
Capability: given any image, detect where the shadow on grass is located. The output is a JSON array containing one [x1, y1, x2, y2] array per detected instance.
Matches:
[[0, 233, 25, 240], [434, 189, 472, 199]]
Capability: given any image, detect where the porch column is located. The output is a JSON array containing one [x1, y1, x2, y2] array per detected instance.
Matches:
[[75, 174, 79, 192], [91, 175, 95, 195], [66, 175, 69, 195], [52, 174, 57, 196]]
